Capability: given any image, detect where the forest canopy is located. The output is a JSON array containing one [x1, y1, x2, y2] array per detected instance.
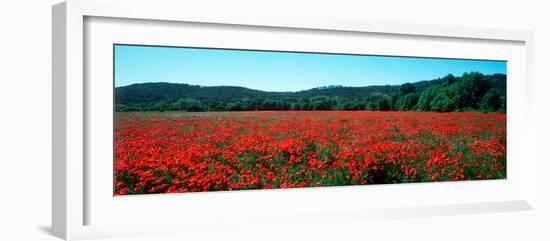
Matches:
[[115, 72, 506, 113]]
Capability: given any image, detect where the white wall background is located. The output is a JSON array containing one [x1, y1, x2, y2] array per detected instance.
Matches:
[[0, 0, 548, 240]]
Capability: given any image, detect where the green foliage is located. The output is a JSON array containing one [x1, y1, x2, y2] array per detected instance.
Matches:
[[366, 101, 377, 111], [499, 98, 507, 112], [173, 98, 207, 112], [399, 82, 416, 95], [310, 96, 333, 110], [455, 72, 490, 109], [415, 87, 437, 111], [480, 89, 503, 112], [377, 97, 391, 111], [442, 74, 457, 85], [396, 93, 419, 111], [430, 91, 456, 112], [115, 73, 506, 113]]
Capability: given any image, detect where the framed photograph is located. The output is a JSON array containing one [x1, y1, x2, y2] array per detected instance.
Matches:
[[52, 0, 535, 240]]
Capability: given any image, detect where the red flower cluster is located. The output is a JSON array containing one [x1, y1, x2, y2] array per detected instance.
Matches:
[[114, 111, 506, 195]]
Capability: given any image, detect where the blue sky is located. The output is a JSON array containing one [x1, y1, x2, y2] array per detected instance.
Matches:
[[114, 45, 506, 92]]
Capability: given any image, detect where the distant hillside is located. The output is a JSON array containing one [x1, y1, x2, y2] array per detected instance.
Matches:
[[115, 72, 506, 113]]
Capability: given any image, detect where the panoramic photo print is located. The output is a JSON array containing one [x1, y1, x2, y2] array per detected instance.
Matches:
[[114, 44, 507, 195]]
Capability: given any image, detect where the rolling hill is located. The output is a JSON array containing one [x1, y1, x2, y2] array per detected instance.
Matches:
[[114, 73, 506, 112]]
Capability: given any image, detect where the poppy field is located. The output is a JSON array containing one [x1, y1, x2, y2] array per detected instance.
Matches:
[[113, 111, 506, 195]]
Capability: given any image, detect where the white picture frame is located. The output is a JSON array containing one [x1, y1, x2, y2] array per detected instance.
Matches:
[[52, 0, 536, 240]]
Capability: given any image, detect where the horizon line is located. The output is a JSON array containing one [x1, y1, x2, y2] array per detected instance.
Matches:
[[115, 72, 507, 93]]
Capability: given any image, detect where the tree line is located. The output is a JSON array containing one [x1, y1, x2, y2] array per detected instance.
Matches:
[[115, 72, 505, 113]]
